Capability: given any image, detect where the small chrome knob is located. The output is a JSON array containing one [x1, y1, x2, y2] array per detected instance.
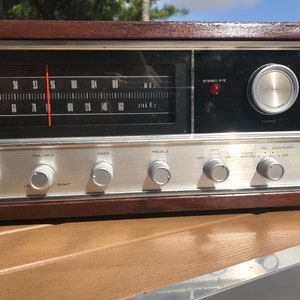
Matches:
[[30, 165, 55, 190], [92, 162, 114, 187], [257, 157, 284, 181], [203, 158, 229, 182], [248, 64, 299, 115], [148, 160, 171, 186]]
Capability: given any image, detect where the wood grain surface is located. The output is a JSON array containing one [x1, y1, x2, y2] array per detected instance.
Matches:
[[1, 210, 300, 299], [0, 20, 299, 40], [2, 190, 300, 221]]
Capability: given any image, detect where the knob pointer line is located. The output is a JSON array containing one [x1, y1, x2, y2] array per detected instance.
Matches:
[[45, 64, 52, 126]]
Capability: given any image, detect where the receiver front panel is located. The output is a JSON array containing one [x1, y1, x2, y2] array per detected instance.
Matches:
[[0, 134, 300, 201], [1, 21, 300, 220]]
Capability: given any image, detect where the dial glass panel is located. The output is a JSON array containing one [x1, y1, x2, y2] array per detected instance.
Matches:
[[0, 50, 191, 137]]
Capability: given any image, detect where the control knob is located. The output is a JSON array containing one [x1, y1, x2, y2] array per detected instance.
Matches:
[[248, 64, 299, 115], [148, 160, 171, 186], [257, 157, 284, 181], [203, 158, 229, 183], [92, 162, 114, 187], [30, 164, 56, 190]]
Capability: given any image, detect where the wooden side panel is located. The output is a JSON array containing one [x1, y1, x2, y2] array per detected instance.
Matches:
[[0, 21, 299, 40], [1, 190, 300, 221]]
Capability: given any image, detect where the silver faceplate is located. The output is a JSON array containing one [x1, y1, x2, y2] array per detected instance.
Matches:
[[1, 40, 300, 203], [1, 40, 300, 50], [1, 132, 300, 202]]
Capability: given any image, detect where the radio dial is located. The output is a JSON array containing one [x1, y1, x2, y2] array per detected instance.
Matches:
[[257, 157, 284, 181], [92, 162, 114, 187], [148, 160, 171, 186], [248, 64, 299, 115], [203, 158, 229, 182], [30, 165, 55, 190]]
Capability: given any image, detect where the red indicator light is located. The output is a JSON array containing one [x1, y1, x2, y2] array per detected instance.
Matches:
[[210, 83, 222, 96]]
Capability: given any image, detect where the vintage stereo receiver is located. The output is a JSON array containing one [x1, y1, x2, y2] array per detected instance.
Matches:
[[1, 21, 300, 220]]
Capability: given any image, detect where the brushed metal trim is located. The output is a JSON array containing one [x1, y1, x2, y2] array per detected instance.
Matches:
[[0, 131, 300, 148], [1, 131, 300, 201], [0, 40, 300, 50]]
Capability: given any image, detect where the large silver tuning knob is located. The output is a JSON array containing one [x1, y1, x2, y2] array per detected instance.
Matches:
[[148, 160, 171, 186], [92, 162, 114, 187], [257, 157, 284, 181], [248, 64, 299, 115], [203, 158, 229, 183], [30, 164, 56, 190]]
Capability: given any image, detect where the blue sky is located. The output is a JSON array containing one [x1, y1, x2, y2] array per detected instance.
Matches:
[[163, 0, 300, 22]]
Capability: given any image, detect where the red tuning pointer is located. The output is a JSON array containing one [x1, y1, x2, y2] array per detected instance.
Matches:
[[45, 64, 52, 126]]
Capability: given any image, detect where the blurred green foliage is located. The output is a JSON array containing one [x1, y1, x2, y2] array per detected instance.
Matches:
[[0, 0, 188, 20]]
